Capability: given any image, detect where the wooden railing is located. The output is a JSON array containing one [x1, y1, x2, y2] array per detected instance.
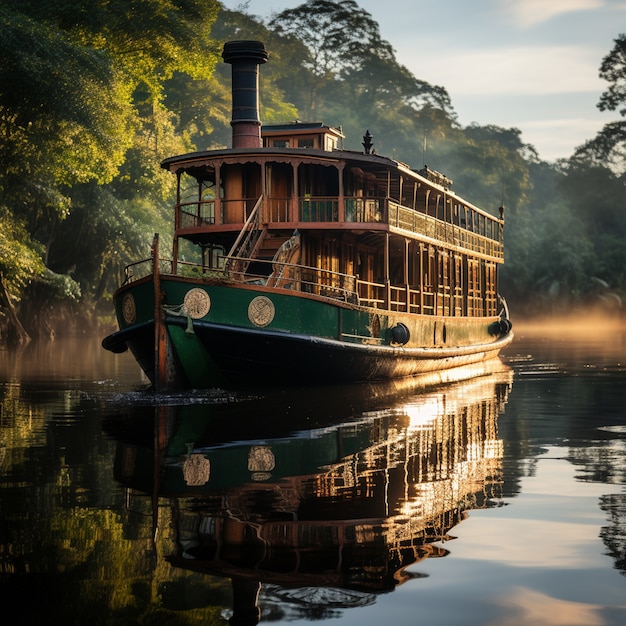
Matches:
[[345, 197, 383, 222], [299, 197, 338, 222], [177, 200, 215, 228], [387, 201, 504, 260], [226, 196, 263, 259], [121, 255, 499, 316], [175, 195, 503, 260]]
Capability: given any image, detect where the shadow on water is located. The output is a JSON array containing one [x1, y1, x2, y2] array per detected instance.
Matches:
[[103, 359, 514, 623]]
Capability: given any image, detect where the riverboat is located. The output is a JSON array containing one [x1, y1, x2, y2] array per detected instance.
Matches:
[[102, 40, 513, 391]]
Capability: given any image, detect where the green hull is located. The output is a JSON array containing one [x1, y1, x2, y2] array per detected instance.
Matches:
[[103, 275, 513, 390]]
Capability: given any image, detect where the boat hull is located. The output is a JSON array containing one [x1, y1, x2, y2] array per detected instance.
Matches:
[[102, 275, 513, 390]]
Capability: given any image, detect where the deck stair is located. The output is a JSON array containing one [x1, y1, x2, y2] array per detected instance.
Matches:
[[256, 233, 291, 260], [225, 196, 263, 276]]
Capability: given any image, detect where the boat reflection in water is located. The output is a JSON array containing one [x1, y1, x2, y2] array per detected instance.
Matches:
[[111, 360, 513, 624]]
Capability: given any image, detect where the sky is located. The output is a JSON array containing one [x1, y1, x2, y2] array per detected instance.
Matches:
[[219, 0, 626, 162]]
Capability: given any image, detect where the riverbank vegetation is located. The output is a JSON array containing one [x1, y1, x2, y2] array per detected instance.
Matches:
[[1, 0, 626, 344]]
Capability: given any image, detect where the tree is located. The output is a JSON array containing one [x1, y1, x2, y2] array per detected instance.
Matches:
[[0, 0, 222, 339], [573, 33, 626, 171], [270, 0, 388, 80], [168, 7, 299, 150], [269, 0, 452, 120], [564, 33, 626, 308], [0, 5, 134, 209]]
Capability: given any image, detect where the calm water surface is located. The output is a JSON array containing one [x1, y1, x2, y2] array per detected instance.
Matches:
[[1, 324, 625, 625]]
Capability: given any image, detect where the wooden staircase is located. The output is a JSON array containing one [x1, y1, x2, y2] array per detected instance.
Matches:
[[225, 197, 298, 280], [256, 233, 292, 260]]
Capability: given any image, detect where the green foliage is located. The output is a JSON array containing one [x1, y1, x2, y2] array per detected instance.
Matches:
[[271, 0, 389, 78], [558, 32, 626, 309], [0, 206, 45, 301], [39, 269, 82, 301], [0, 5, 135, 191], [2, 0, 626, 334], [46, 184, 170, 302], [269, 0, 452, 121], [37, 0, 220, 91], [573, 122, 626, 172], [598, 33, 626, 116], [574, 34, 626, 172], [0, 0, 221, 337]]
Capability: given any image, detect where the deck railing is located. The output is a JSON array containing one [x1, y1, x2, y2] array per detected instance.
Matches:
[[177, 200, 216, 227], [123, 257, 173, 283], [299, 197, 339, 222], [224, 256, 359, 303], [121, 255, 499, 315], [175, 195, 503, 259], [122, 256, 360, 304], [387, 201, 503, 260], [345, 197, 383, 222]]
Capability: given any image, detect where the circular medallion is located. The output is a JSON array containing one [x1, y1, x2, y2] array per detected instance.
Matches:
[[184, 288, 211, 319], [248, 296, 275, 327], [182, 454, 211, 486], [121, 293, 136, 325], [248, 446, 276, 472]]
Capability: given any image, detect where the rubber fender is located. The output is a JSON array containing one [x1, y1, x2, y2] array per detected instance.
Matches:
[[499, 318, 512, 334], [391, 322, 410, 345]]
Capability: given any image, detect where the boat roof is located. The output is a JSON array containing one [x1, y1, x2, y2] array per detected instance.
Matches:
[[262, 121, 345, 138], [160, 146, 493, 215], [161, 145, 392, 169]]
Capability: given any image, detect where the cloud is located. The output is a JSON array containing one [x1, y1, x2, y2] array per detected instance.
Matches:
[[398, 43, 604, 96], [500, 0, 606, 27], [521, 118, 609, 157], [489, 587, 611, 626]]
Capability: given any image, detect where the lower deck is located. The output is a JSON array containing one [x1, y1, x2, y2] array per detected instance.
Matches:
[[137, 226, 503, 320]]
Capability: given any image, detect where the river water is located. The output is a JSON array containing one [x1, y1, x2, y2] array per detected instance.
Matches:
[[1, 322, 625, 625]]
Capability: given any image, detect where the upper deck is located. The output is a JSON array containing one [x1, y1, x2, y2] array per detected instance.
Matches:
[[162, 129, 504, 263]]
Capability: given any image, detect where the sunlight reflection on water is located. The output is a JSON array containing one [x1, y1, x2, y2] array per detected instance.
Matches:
[[1, 323, 626, 625]]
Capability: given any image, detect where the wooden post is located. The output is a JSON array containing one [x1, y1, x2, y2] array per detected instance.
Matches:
[[152, 404, 169, 545], [404, 239, 410, 312], [172, 172, 181, 274], [384, 232, 390, 309], [152, 234, 167, 393], [337, 162, 345, 222]]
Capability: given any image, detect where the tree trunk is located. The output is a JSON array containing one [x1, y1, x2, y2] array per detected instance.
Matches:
[[0, 273, 31, 346]]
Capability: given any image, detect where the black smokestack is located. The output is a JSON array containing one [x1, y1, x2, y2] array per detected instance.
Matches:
[[222, 41, 268, 149]]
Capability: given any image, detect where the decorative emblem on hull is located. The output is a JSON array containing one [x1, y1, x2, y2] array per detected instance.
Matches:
[[184, 288, 211, 319], [121, 293, 136, 324], [248, 445, 275, 481], [248, 295, 275, 327], [182, 454, 211, 486]]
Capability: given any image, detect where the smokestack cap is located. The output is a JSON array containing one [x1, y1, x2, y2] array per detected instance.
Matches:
[[222, 40, 268, 65]]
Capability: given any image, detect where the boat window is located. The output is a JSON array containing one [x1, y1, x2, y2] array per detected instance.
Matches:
[[459, 204, 467, 227], [273, 139, 289, 147], [468, 210, 475, 232], [298, 138, 315, 148], [201, 180, 216, 199], [298, 163, 339, 197], [179, 171, 200, 203], [436, 195, 444, 221]]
